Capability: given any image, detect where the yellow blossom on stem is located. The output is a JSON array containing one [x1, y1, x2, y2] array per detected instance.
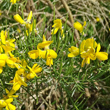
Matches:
[[80, 38, 97, 53], [11, 73, 27, 91], [46, 49, 57, 66], [14, 14, 26, 24], [81, 47, 96, 67], [51, 19, 64, 37], [0, 30, 15, 53], [6, 52, 21, 68], [73, 21, 86, 33], [27, 11, 32, 23], [68, 46, 79, 57], [14, 11, 32, 25], [14, 11, 37, 35], [28, 50, 39, 59], [0, 98, 16, 110], [26, 63, 42, 79], [0, 52, 21, 73], [4, 89, 18, 98], [96, 43, 108, 60], [37, 35, 53, 50], [28, 35, 53, 59], [38, 35, 57, 66], [10, 0, 18, 4], [28, 35, 57, 66], [80, 38, 97, 67]]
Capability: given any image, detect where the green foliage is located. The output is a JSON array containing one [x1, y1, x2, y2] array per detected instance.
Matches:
[[0, 0, 110, 110]]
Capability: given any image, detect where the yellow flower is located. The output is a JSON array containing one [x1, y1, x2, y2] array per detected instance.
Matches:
[[6, 52, 21, 68], [12, 73, 27, 91], [37, 35, 53, 50], [68, 46, 79, 57], [14, 14, 26, 24], [0, 98, 16, 110], [14, 11, 37, 36], [28, 35, 53, 59], [38, 35, 57, 66], [80, 38, 108, 67], [80, 38, 97, 53], [0, 30, 15, 53], [81, 47, 96, 67], [5, 89, 18, 98], [73, 21, 86, 33], [10, 0, 19, 4], [96, 43, 108, 60], [96, 17, 100, 22], [46, 49, 57, 66], [51, 19, 64, 37], [27, 11, 32, 23], [26, 63, 42, 79], [28, 50, 39, 59], [14, 11, 32, 25], [28, 35, 57, 66], [0, 52, 21, 73], [0, 54, 8, 73], [80, 38, 97, 67]]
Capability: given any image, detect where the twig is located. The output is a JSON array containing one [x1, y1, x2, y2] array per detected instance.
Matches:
[[0, 23, 19, 29], [60, 0, 74, 24], [60, 0, 80, 42], [40, 94, 52, 109]]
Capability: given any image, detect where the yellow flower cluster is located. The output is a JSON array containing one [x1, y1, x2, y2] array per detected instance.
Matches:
[[0, 6, 109, 108], [68, 38, 108, 67], [28, 35, 57, 67], [0, 59, 42, 110], [0, 29, 41, 109], [0, 16, 58, 110]]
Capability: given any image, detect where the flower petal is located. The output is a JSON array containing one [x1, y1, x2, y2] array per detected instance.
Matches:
[[68, 46, 79, 57], [0, 60, 5, 66], [12, 82, 21, 91], [27, 11, 32, 23], [14, 14, 26, 24], [68, 53, 75, 57], [96, 52, 108, 60], [73, 21, 83, 32], [47, 49, 57, 58], [52, 28, 59, 34], [37, 41, 53, 49], [97, 43, 101, 52], [28, 50, 39, 59], [6, 103, 16, 110], [1, 30, 6, 44]]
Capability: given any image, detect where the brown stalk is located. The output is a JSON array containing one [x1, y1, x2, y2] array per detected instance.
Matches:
[[60, 0, 80, 43]]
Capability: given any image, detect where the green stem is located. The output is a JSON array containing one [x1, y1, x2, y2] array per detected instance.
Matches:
[[56, 31, 60, 53]]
